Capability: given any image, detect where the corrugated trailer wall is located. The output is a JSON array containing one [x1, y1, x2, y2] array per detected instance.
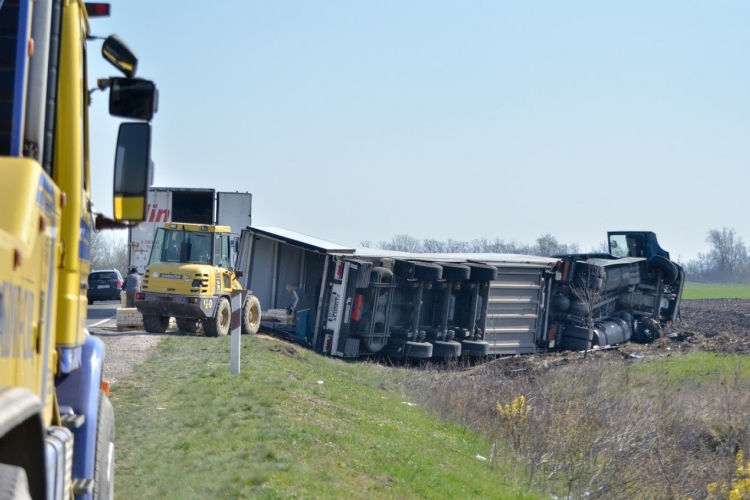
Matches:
[[483, 264, 550, 354]]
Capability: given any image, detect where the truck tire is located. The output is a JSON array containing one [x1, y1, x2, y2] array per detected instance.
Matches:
[[647, 255, 679, 285], [393, 260, 415, 279], [439, 263, 471, 282], [143, 314, 169, 333], [404, 341, 433, 359], [461, 340, 489, 357], [176, 317, 200, 334], [413, 262, 442, 281], [93, 391, 115, 500], [0, 463, 30, 500], [204, 298, 231, 337], [369, 267, 393, 285], [380, 339, 406, 359], [432, 340, 462, 358], [467, 264, 498, 282], [242, 295, 261, 335]]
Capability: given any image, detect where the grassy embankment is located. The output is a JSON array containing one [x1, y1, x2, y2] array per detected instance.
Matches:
[[112, 334, 539, 500], [403, 351, 750, 499], [683, 283, 750, 299]]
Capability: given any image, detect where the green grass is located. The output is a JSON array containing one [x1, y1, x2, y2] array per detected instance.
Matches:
[[629, 351, 750, 383], [682, 283, 750, 300], [112, 335, 538, 500]]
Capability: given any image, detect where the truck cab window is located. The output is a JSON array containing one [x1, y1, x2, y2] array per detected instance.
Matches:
[[609, 234, 629, 258]]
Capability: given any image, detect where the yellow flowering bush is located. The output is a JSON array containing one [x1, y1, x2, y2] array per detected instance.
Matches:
[[707, 450, 750, 500]]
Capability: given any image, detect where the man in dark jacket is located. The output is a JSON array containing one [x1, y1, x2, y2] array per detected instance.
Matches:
[[124, 267, 142, 308], [285, 283, 309, 314]]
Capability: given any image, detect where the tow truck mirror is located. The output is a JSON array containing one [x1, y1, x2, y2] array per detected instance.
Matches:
[[108, 77, 158, 121], [102, 34, 138, 79], [113, 122, 153, 221]]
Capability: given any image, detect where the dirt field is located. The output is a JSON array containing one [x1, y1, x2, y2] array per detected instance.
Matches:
[[478, 299, 750, 377]]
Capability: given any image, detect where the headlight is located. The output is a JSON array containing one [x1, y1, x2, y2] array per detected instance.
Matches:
[[152, 272, 159, 278]]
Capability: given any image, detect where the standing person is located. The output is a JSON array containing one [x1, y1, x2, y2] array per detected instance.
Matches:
[[285, 283, 309, 314], [124, 267, 142, 308]]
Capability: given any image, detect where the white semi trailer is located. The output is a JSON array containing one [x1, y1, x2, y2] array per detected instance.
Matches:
[[128, 188, 253, 274]]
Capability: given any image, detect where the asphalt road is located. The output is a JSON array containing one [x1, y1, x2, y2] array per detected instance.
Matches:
[[86, 301, 119, 328]]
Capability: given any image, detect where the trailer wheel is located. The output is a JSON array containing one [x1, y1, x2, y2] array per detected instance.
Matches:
[[439, 263, 471, 282], [467, 264, 498, 282], [369, 267, 393, 285], [380, 339, 406, 359], [176, 318, 200, 334], [404, 341, 433, 359], [461, 340, 489, 357], [432, 340, 462, 358], [93, 391, 115, 500], [413, 262, 442, 281], [205, 298, 231, 337], [393, 260, 415, 279], [242, 295, 261, 335], [647, 255, 679, 285], [143, 314, 170, 333], [0, 463, 30, 500]]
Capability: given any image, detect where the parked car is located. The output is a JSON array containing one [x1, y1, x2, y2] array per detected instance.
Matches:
[[87, 269, 124, 304]]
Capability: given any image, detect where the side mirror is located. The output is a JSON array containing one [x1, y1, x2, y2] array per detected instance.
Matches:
[[102, 34, 138, 79], [113, 122, 153, 221], [109, 77, 158, 121]]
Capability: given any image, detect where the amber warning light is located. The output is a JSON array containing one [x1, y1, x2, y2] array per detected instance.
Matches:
[[85, 3, 111, 17]]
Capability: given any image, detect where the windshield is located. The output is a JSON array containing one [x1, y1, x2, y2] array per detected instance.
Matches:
[[149, 228, 214, 266]]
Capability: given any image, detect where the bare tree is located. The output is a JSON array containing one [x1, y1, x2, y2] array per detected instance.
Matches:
[[706, 227, 747, 278], [90, 230, 129, 275], [569, 265, 602, 358], [376, 234, 423, 252], [422, 238, 447, 253]]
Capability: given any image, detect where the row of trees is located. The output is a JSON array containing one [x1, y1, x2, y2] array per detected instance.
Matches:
[[361, 233, 593, 257], [363, 228, 750, 284], [681, 228, 750, 283]]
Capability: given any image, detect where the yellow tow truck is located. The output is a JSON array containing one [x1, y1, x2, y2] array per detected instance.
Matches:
[[136, 223, 261, 336]]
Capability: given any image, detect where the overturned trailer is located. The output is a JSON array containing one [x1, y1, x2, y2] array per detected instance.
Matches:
[[235, 227, 684, 360]]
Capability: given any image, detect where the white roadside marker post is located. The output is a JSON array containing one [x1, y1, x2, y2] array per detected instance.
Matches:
[[231, 290, 246, 374]]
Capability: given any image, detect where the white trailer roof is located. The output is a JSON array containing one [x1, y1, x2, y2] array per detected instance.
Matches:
[[352, 248, 559, 268], [250, 226, 356, 254]]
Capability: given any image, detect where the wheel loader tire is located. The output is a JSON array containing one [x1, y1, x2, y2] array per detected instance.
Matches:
[[93, 391, 115, 500], [647, 255, 679, 285], [242, 295, 261, 335], [176, 317, 200, 334], [432, 340, 462, 358], [439, 263, 471, 282], [0, 463, 31, 500], [143, 314, 169, 333], [204, 298, 231, 337], [404, 341, 433, 359], [413, 262, 442, 281], [461, 340, 489, 357], [467, 264, 497, 282], [393, 260, 416, 279]]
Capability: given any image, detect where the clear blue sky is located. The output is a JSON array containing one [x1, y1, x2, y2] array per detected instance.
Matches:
[[87, 1, 750, 261]]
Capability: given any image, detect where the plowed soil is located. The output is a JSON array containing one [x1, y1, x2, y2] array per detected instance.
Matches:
[[477, 299, 750, 377]]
